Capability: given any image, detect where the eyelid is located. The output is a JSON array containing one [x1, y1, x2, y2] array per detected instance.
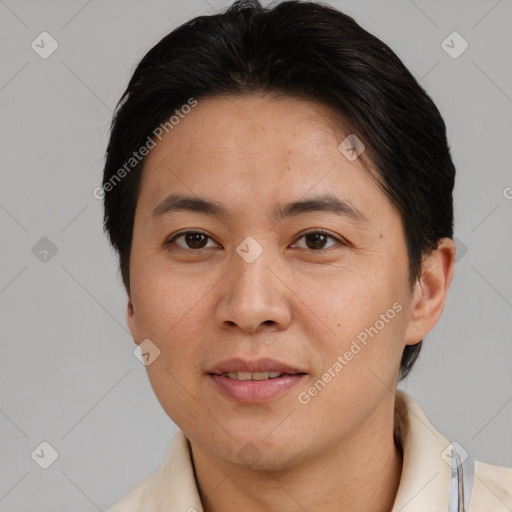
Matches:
[[163, 228, 346, 251]]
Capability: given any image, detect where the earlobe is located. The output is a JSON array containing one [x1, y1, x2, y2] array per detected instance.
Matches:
[[404, 238, 456, 346]]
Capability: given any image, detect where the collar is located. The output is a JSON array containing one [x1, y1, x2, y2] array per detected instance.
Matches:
[[391, 389, 453, 511]]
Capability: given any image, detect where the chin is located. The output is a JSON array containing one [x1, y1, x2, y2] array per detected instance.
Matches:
[[223, 433, 306, 470]]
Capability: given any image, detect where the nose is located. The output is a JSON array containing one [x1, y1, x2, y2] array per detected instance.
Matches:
[[214, 244, 292, 334]]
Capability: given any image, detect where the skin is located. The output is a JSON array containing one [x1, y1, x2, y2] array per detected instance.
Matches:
[[126, 93, 456, 512]]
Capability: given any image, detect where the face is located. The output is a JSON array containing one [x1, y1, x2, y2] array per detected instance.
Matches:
[[127, 94, 420, 470]]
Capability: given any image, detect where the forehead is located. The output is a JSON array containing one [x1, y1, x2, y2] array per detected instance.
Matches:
[[146, 94, 347, 163], [137, 94, 394, 225]]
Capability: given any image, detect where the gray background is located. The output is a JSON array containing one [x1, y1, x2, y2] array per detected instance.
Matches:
[[0, 0, 511, 510]]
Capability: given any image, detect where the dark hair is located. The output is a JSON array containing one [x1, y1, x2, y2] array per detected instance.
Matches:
[[101, 0, 455, 381]]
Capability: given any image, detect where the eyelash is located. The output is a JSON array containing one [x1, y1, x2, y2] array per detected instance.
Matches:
[[163, 229, 345, 253]]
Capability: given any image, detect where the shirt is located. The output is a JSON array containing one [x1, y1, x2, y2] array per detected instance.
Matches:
[[105, 390, 512, 511]]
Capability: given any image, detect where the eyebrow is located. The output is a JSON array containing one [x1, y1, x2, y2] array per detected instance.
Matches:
[[152, 193, 369, 223]]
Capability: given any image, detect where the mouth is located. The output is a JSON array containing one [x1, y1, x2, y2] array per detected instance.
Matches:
[[215, 371, 304, 381], [208, 373, 307, 403], [207, 359, 308, 403], [208, 357, 306, 376]]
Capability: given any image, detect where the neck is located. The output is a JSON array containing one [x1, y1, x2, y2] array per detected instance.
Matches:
[[191, 396, 403, 512]]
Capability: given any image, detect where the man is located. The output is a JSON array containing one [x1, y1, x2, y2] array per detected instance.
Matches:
[[100, 1, 512, 510]]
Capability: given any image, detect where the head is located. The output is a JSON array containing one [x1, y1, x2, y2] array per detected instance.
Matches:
[[101, 0, 456, 469]]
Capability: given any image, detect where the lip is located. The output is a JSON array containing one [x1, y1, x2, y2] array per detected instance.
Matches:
[[208, 357, 305, 375], [207, 358, 307, 403], [209, 373, 306, 403]]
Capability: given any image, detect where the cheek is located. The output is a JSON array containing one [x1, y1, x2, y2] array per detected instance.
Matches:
[[299, 267, 407, 381], [145, 356, 204, 431], [298, 293, 406, 417], [307, 270, 401, 334], [131, 259, 211, 337], [137, 276, 210, 421]]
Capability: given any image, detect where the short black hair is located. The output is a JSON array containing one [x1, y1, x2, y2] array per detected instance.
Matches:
[[101, 0, 455, 381]]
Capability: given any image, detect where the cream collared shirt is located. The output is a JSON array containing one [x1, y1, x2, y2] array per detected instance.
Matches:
[[105, 390, 512, 511]]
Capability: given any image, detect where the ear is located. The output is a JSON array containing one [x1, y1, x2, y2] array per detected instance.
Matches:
[[404, 238, 456, 346], [126, 293, 141, 346]]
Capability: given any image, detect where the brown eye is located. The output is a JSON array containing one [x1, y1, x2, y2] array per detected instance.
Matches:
[[293, 231, 340, 251], [165, 231, 217, 250], [304, 232, 330, 250], [182, 233, 208, 249], [164, 229, 343, 252]]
